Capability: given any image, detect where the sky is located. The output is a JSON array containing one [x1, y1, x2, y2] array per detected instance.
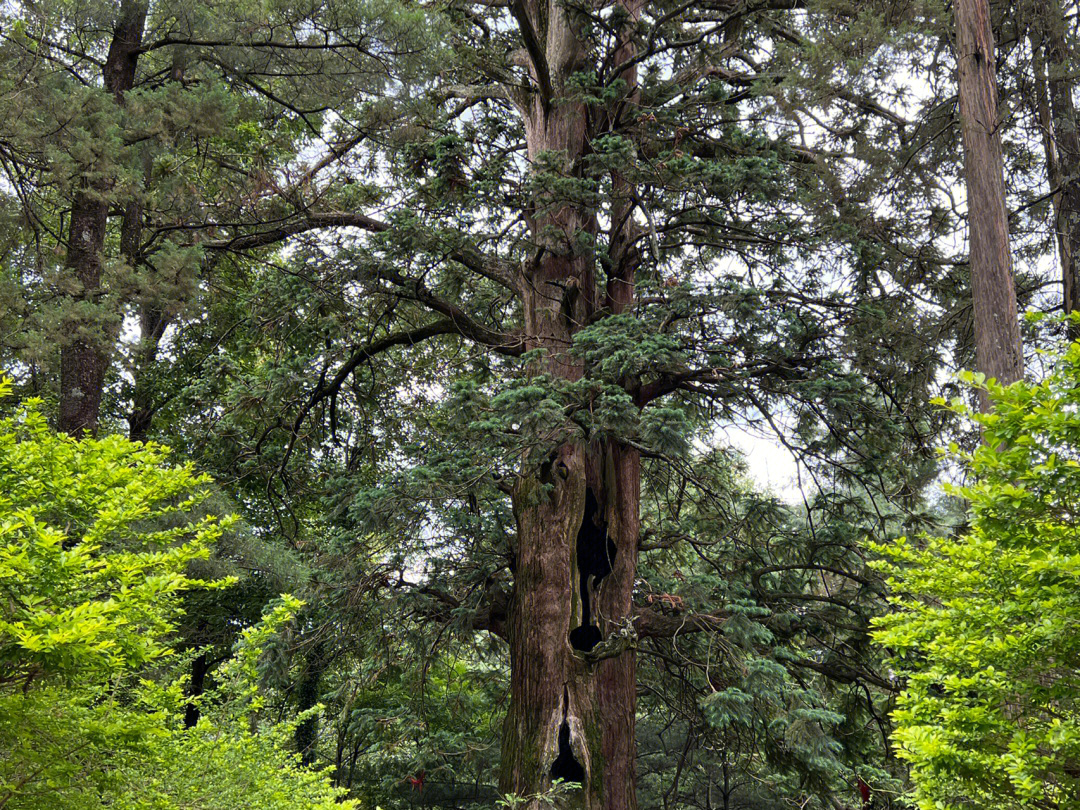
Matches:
[[729, 426, 802, 497]]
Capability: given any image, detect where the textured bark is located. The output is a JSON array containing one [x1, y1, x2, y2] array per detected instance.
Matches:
[[954, 0, 1023, 409], [593, 442, 640, 810], [498, 3, 642, 807], [502, 448, 591, 804], [1030, 0, 1080, 336], [502, 441, 642, 810], [58, 1, 147, 435]]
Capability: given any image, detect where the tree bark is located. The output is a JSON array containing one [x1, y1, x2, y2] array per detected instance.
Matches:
[[1029, 0, 1080, 337], [592, 442, 640, 809], [295, 641, 327, 766], [954, 0, 1024, 409], [58, 0, 147, 435], [498, 3, 642, 808]]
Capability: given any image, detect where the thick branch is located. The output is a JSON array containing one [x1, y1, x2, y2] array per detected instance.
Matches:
[[372, 265, 525, 357], [416, 583, 510, 641], [277, 319, 510, 475], [205, 211, 388, 251], [206, 211, 519, 292], [299, 320, 462, 431], [790, 658, 897, 692], [633, 609, 726, 638], [509, 0, 552, 104], [677, 64, 909, 128]]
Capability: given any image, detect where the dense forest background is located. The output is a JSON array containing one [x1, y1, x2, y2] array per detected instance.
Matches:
[[2, 0, 1080, 808]]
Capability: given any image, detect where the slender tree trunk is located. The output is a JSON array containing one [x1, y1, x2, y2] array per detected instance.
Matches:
[[954, 0, 1024, 409], [184, 652, 209, 729], [295, 641, 326, 766], [1030, 0, 1080, 337], [498, 3, 641, 808], [1032, 40, 1068, 300], [58, 0, 147, 435]]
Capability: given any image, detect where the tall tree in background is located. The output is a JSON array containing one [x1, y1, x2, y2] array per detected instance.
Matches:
[[955, 0, 1024, 403], [1027, 0, 1080, 335], [1, 0, 409, 438], [58, 0, 147, 435]]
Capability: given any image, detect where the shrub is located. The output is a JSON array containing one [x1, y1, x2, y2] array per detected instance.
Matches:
[[873, 344, 1080, 809], [0, 379, 352, 810]]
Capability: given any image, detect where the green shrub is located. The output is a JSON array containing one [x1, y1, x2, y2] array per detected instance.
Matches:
[[0, 379, 353, 810], [873, 343, 1080, 809]]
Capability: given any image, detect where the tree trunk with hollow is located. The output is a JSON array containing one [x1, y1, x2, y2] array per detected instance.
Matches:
[[498, 2, 642, 808]]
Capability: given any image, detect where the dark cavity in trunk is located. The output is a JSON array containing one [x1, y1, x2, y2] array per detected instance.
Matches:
[[569, 488, 617, 653], [551, 720, 586, 784]]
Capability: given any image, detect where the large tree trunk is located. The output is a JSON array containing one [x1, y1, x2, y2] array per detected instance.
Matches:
[[58, 1, 146, 435], [1029, 0, 1080, 337], [954, 0, 1024, 409], [503, 445, 641, 810], [498, 3, 642, 807]]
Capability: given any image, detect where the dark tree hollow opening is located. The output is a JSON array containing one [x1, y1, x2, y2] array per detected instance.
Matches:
[[569, 624, 602, 651], [569, 488, 617, 652], [551, 720, 586, 785]]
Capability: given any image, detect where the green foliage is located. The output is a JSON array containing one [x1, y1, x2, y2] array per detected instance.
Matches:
[[635, 449, 905, 809], [872, 341, 1080, 809], [328, 648, 504, 808], [0, 377, 227, 688], [0, 378, 353, 810], [0, 0, 1037, 805]]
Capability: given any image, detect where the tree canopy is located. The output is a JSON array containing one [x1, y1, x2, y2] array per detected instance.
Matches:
[[2, 0, 1080, 808]]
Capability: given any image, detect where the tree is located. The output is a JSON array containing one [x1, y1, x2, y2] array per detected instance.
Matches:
[[1025, 0, 1080, 337], [110, 2, 952, 805], [56, 0, 147, 436], [0, 0, 416, 436], [873, 329, 1080, 809], [0, 1, 995, 807], [954, 0, 1024, 405]]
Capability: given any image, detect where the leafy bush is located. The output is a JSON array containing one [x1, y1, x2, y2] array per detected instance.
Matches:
[[0, 379, 352, 810], [873, 343, 1080, 809]]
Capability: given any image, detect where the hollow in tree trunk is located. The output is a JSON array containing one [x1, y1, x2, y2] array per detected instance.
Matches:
[[497, 4, 643, 806]]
